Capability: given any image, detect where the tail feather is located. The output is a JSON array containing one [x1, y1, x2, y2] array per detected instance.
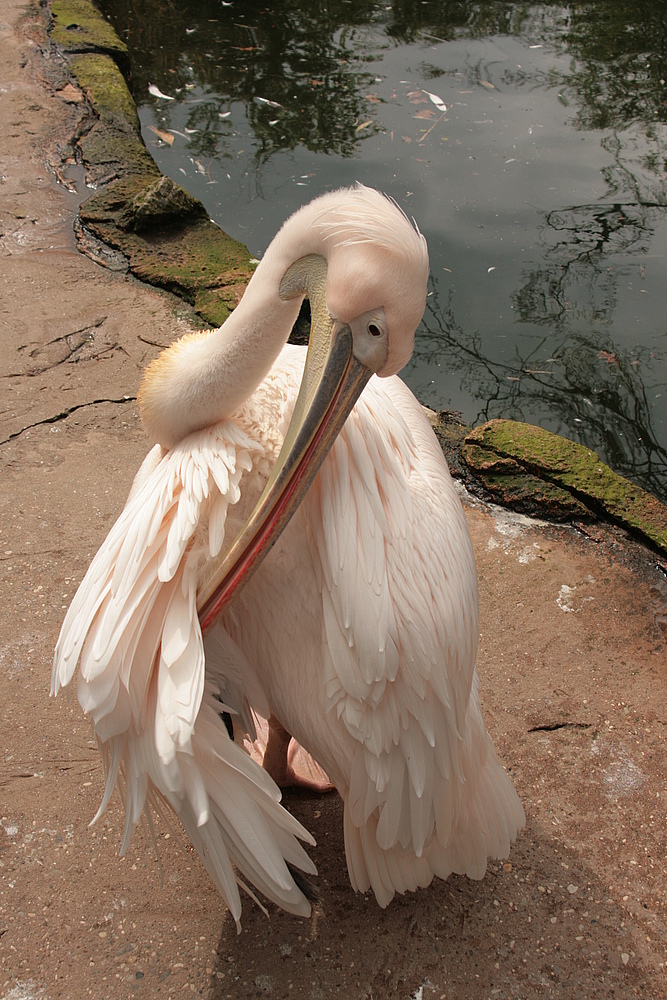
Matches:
[[149, 694, 316, 923]]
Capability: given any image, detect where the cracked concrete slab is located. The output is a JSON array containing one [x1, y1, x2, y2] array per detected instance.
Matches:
[[0, 248, 191, 441]]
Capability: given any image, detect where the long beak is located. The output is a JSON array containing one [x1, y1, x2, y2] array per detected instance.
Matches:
[[197, 254, 371, 633]]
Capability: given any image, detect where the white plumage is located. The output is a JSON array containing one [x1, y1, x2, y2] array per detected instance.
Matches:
[[52, 185, 524, 928]]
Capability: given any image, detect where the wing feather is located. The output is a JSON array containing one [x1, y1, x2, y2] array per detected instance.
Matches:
[[52, 411, 317, 925], [306, 374, 524, 905]]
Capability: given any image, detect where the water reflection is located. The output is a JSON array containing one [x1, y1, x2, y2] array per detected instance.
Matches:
[[101, 0, 386, 159], [100, 0, 667, 497], [556, 1, 667, 131], [417, 284, 666, 493]]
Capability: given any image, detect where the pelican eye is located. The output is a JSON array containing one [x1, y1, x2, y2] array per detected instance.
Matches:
[[349, 307, 388, 372]]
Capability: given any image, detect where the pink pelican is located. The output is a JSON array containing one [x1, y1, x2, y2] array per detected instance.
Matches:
[[52, 185, 524, 929]]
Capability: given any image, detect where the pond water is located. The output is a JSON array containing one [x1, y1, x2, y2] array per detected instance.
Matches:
[[99, 0, 667, 498]]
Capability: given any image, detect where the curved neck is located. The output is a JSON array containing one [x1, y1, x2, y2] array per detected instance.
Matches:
[[138, 199, 333, 449]]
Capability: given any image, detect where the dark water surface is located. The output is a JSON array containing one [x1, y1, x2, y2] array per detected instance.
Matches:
[[99, 0, 667, 498]]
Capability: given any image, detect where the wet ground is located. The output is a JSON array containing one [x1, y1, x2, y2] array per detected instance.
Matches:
[[1, 3, 666, 998]]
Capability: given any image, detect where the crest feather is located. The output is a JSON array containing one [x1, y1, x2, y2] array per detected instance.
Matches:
[[313, 184, 428, 264]]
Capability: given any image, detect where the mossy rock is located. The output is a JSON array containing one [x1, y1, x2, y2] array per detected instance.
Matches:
[[77, 122, 158, 179], [427, 410, 471, 480], [68, 53, 157, 181], [126, 217, 252, 306], [80, 177, 254, 324], [69, 52, 139, 130], [51, 0, 129, 72], [50, 1, 259, 329], [123, 176, 207, 231], [463, 419, 667, 555], [78, 175, 158, 222], [194, 285, 247, 328]]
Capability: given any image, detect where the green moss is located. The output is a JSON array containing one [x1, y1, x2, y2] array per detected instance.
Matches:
[[463, 419, 667, 555], [461, 440, 523, 475], [78, 175, 158, 220], [51, 0, 129, 70], [127, 218, 252, 296], [80, 179, 254, 321], [463, 438, 591, 519], [67, 53, 158, 179], [69, 52, 139, 130], [193, 287, 238, 326], [77, 124, 157, 177]]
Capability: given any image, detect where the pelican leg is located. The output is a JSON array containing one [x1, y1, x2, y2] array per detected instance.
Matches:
[[263, 716, 333, 793]]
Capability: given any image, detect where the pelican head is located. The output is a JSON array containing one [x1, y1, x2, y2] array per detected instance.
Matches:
[[313, 186, 429, 377]]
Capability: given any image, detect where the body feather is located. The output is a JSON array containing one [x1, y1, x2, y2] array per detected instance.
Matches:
[[221, 358, 525, 907]]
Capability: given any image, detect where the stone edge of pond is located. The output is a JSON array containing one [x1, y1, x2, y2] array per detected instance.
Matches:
[[49, 0, 255, 326], [46, 0, 667, 556], [50, 0, 130, 71], [429, 413, 666, 559]]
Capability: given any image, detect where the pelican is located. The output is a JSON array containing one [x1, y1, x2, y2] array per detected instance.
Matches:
[[52, 185, 524, 928]]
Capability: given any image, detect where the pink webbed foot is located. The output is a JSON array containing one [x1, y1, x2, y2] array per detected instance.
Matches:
[[246, 715, 333, 793]]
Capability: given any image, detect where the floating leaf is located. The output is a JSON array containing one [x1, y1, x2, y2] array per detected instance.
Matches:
[[356, 120, 372, 132], [423, 90, 447, 112], [148, 83, 174, 100], [146, 124, 175, 145], [598, 349, 620, 366], [401, 135, 412, 143], [256, 96, 282, 108], [479, 80, 495, 89], [414, 109, 435, 119]]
